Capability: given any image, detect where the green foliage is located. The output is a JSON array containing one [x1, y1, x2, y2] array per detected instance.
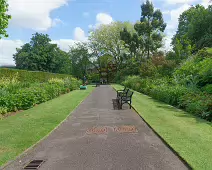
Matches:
[[202, 84, 212, 94], [179, 92, 212, 121], [0, 68, 73, 83], [0, 107, 7, 115], [89, 21, 134, 70], [13, 33, 71, 74], [69, 42, 90, 78], [174, 48, 212, 87], [134, 0, 166, 59], [122, 76, 212, 121], [0, 0, 11, 38], [173, 5, 212, 53], [0, 69, 81, 115], [87, 73, 99, 83]]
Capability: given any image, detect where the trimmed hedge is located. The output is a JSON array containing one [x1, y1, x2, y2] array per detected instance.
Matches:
[[0, 68, 75, 83]]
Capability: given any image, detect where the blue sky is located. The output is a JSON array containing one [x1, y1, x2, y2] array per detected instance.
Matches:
[[0, 0, 211, 66]]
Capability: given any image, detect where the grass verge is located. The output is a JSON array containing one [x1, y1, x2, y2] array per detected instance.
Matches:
[[0, 86, 94, 167], [112, 84, 212, 170]]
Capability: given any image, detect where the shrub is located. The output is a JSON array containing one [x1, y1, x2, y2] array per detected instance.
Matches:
[[179, 92, 212, 121], [173, 48, 212, 88], [48, 78, 65, 86], [0, 107, 8, 115], [202, 84, 212, 94], [0, 69, 81, 115], [150, 85, 189, 106], [0, 68, 73, 83]]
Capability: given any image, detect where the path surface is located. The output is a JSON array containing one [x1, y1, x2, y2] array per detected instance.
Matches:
[[3, 85, 188, 170]]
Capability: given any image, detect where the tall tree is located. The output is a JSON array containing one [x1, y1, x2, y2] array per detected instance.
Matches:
[[134, 0, 166, 59], [69, 42, 90, 78], [0, 0, 11, 39], [173, 5, 212, 53], [88, 21, 134, 70], [13, 33, 71, 73]]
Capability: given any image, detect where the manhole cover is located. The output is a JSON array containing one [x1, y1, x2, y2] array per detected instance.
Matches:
[[23, 160, 45, 169]]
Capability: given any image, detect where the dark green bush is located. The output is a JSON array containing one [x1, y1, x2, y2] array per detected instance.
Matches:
[[202, 84, 212, 94], [179, 92, 212, 121]]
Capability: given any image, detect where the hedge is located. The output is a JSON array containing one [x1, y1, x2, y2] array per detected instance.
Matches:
[[0, 68, 75, 83]]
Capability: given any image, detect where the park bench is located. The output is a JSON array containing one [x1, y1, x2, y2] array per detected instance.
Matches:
[[116, 87, 129, 98], [117, 89, 134, 109]]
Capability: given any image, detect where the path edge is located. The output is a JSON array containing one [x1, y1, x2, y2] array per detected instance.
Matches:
[[110, 84, 193, 170], [0, 87, 95, 170]]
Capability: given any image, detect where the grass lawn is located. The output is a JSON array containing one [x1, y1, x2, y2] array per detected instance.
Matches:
[[0, 86, 94, 167], [112, 84, 212, 170]]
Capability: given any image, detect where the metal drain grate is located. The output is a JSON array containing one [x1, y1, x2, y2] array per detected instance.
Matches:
[[23, 160, 45, 169]]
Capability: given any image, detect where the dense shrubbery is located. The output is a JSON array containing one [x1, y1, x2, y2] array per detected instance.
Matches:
[[0, 70, 81, 116], [122, 75, 212, 121], [120, 49, 212, 121]]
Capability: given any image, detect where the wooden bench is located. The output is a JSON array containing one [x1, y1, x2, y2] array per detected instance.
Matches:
[[116, 87, 129, 98], [117, 89, 133, 109]]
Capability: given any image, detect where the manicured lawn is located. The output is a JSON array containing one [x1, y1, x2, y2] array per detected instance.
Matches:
[[112, 84, 212, 170], [0, 86, 94, 167]]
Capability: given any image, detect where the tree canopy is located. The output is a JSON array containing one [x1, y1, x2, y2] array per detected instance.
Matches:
[[13, 33, 71, 74], [0, 0, 11, 39], [172, 5, 212, 53]]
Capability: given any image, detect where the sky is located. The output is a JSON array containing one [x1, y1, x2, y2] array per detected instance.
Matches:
[[0, 0, 211, 66]]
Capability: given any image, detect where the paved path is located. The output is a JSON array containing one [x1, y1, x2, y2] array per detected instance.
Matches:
[[3, 85, 188, 170]]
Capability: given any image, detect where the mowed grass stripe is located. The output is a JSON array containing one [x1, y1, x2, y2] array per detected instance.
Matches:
[[112, 84, 212, 170], [0, 86, 94, 166]]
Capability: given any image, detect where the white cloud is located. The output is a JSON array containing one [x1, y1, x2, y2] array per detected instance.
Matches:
[[89, 13, 113, 29], [201, 0, 212, 7], [52, 18, 64, 27], [74, 27, 88, 41], [0, 39, 24, 66], [7, 0, 69, 31], [96, 13, 113, 25], [164, 0, 198, 4], [51, 39, 78, 52]]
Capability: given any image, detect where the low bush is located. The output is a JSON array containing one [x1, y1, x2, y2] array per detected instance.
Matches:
[[179, 92, 212, 121], [202, 84, 212, 94], [122, 76, 212, 121], [0, 73, 81, 115]]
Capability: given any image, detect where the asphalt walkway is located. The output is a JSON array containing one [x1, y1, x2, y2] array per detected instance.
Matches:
[[3, 85, 188, 170]]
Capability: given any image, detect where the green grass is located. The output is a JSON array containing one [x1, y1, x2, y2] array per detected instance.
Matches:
[[112, 84, 212, 170], [0, 86, 94, 167]]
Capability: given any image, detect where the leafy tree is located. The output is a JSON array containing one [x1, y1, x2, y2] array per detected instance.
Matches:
[[0, 0, 11, 39], [134, 0, 166, 59], [120, 27, 144, 64], [88, 21, 134, 70], [173, 5, 212, 52], [13, 33, 71, 74], [69, 42, 90, 78]]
